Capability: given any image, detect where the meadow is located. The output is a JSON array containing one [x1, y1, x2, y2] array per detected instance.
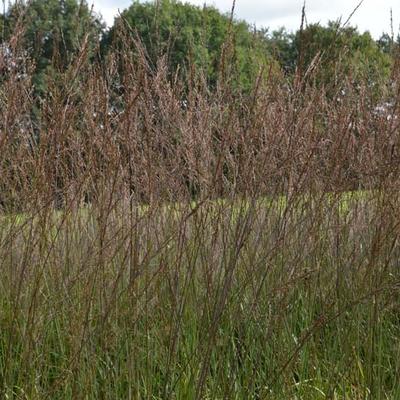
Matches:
[[1, 20, 400, 400]]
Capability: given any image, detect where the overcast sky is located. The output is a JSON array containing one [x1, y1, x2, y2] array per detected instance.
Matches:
[[91, 0, 400, 38]]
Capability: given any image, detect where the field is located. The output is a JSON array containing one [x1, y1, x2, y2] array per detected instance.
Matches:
[[1, 11, 400, 399]]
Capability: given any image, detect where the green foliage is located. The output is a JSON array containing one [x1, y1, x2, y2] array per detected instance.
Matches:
[[293, 22, 392, 91], [1, 1, 397, 96], [2, 0, 104, 94], [377, 33, 393, 54], [262, 27, 297, 73], [103, 0, 273, 91], [261, 22, 392, 98]]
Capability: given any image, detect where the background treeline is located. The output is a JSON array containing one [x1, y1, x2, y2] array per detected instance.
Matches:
[[0, 0, 397, 96]]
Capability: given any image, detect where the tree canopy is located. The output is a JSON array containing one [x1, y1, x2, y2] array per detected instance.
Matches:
[[102, 0, 273, 90], [263, 21, 392, 92], [1, 0, 103, 93], [0, 1, 396, 97]]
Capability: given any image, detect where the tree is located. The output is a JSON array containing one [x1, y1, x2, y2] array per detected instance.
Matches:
[[102, 0, 273, 91], [1, 0, 104, 94], [262, 27, 296, 73], [292, 22, 392, 91]]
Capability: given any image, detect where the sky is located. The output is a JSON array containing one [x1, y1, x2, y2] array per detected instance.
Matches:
[[91, 0, 400, 39]]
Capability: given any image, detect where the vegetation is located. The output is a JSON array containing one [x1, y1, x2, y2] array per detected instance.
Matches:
[[102, 0, 273, 90], [1, 0, 103, 94], [1, 0, 400, 398]]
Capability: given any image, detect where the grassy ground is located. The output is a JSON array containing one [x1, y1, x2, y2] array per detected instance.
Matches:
[[1, 191, 400, 399]]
